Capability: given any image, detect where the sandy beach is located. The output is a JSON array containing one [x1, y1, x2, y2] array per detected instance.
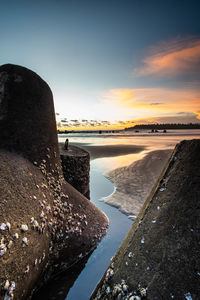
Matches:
[[60, 134, 199, 218], [62, 141, 173, 217], [103, 149, 173, 217], [67, 142, 146, 159]]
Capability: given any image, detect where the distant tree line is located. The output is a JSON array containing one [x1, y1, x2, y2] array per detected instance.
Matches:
[[57, 129, 121, 134], [125, 123, 200, 130]]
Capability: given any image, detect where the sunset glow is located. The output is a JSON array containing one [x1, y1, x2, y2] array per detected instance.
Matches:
[[56, 36, 200, 129], [134, 38, 200, 77], [1, 1, 200, 130]]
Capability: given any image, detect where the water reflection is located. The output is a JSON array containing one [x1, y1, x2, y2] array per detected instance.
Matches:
[[66, 161, 132, 300], [32, 253, 93, 300], [92, 151, 147, 171], [32, 158, 132, 300], [33, 132, 200, 300], [58, 131, 200, 154]]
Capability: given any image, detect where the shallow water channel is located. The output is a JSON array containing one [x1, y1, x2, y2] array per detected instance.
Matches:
[[33, 132, 200, 299], [65, 159, 133, 299], [33, 157, 133, 300]]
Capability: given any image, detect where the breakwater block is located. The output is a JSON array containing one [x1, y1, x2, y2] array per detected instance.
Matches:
[[91, 139, 200, 299], [0, 64, 108, 300], [60, 144, 90, 199]]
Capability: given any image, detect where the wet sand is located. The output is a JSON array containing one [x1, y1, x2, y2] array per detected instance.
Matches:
[[103, 149, 173, 217], [91, 139, 200, 299], [67, 142, 146, 159], [64, 142, 173, 217]]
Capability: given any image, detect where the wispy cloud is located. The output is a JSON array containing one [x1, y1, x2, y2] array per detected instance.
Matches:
[[134, 37, 200, 77], [196, 110, 200, 120], [56, 117, 131, 130], [135, 112, 200, 124], [57, 112, 200, 130], [104, 87, 200, 107], [103, 87, 200, 121], [150, 102, 163, 106]]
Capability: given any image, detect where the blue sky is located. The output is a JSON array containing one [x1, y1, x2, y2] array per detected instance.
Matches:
[[1, 0, 200, 127]]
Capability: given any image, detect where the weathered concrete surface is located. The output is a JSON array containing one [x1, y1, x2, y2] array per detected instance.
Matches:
[[91, 139, 200, 300], [0, 151, 53, 300], [60, 144, 90, 199], [0, 64, 59, 177], [0, 64, 108, 300]]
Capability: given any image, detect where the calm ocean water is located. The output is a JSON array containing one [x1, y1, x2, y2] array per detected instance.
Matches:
[[58, 129, 200, 148], [59, 129, 200, 169]]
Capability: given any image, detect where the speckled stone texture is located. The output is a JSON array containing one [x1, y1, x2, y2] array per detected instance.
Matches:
[[0, 64, 59, 177], [0, 64, 108, 300], [60, 144, 90, 199], [91, 139, 200, 300]]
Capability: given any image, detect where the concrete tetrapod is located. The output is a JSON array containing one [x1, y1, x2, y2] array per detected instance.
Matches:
[[0, 64, 108, 300], [91, 139, 200, 300]]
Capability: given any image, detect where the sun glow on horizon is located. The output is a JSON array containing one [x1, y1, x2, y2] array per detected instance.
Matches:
[[55, 36, 200, 129]]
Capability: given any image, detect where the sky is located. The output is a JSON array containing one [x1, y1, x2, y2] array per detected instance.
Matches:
[[0, 0, 200, 129]]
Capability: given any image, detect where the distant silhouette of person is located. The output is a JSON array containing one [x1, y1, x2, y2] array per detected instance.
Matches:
[[64, 138, 69, 150]]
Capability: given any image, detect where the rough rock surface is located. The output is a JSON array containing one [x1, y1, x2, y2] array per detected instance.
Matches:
[[0, 64, 108, 300], [60, 144, 90, 199], [91, 139, 200, 300]]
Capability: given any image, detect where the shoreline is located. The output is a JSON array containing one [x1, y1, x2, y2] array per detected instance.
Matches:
[[60, 142, 146, 160], [91, 139, 200, 299], [60, 142, 173, 218], [102, 149, 173, 217]]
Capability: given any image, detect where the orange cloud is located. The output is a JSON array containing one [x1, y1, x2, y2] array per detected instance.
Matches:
[[134, 112, 200, 125], [57, 120, 136, 131], [196, 111, 200, 120], [134, 37, 200, 77], [103, 87, 200, 121], [105, 87, 200, 107]]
